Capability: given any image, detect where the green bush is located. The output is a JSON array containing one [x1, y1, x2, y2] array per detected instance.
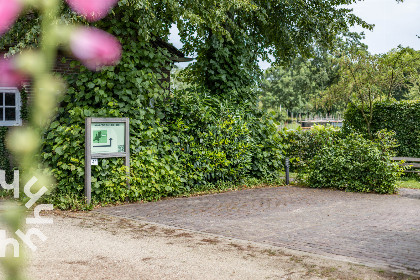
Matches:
[[162, 90, 284, 186], [39, 81, 284, 208], [344, 100, 420, 157], [307, 133, 404, 194], [248, 112, 285, 179], [285, 125, 342, 172], [2, 31, 285, 208], [129, 149, 184, 201], [165, 99, 252, 186]]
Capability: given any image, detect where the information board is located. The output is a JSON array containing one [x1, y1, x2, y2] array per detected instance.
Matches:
[[85, 117, 130, 204], [91, 122, 126, 154]]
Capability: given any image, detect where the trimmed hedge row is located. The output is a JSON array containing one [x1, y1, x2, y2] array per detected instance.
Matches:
[[343, 100, 420, 157]]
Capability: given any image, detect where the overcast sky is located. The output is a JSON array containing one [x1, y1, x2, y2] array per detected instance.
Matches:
[[349, 0, 420, 54], [169, 0, 420, 69]]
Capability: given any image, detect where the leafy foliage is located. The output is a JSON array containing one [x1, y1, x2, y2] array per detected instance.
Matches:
[[285, 125, 403, 193], [320, 48, 420, 137], [285, 125, 342, 172], [259, 55, 339, 115], [344, 100, 420, 157], [36, 35, 285, 207], [162, 89, 285, 185], [306, 133, 404, 194], [1, 0, 374, 206], [180, 0, 371, 100]]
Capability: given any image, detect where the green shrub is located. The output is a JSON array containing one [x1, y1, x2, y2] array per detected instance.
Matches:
[[344, 100, 420, 157], [248, 111, 285, 179], [129, 149, 184, 201], [285, 125, 342, 172], [162, 90, 285, 186], [307, 133, 404, 194], [169, 108, 252, 186], [39, 84, 285, 208], [2, 36, 285, 208]]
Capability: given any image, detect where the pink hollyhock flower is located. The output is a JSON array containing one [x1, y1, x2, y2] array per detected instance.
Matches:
[[66, 0, 119, 22], [0, 57, 26, 87], [70, 27, 121, 70], [0, 0, 22, 36]]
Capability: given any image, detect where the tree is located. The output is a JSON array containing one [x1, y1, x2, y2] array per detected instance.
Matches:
[[405, 77, 420, 100], [321, 47, 420, 138], [378, 47, 420, 100], [259, 44, 348, 115], [177, 0, 372, 100], [259, 32, 368, 116], [1, 1, 372, 101]]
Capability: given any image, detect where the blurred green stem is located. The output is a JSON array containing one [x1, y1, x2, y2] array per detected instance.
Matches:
[[2, 1, 62, 279]]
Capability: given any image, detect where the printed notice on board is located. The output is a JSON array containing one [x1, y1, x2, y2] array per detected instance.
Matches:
[[91, 122, 126, 154]]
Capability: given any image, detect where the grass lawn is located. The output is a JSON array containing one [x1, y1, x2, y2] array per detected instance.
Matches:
[[397, 176, 420, 189]]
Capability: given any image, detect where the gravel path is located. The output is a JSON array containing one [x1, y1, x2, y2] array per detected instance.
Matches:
[[0, 211, 413, 280], [0, 186, 419, 279]]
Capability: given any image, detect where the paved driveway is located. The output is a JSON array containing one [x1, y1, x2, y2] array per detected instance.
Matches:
[[97, 186, 420, 276]]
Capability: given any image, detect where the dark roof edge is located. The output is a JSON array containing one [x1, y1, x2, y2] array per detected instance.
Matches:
[[170, 56, 194, 62], [151, 38, 190, 60]]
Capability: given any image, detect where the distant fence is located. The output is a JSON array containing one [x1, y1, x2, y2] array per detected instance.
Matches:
[[392, 157, 420, 173], [299, 119, 343, 129]]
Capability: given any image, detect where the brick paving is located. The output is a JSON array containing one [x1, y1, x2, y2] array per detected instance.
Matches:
[[97, 186, 420, 276]]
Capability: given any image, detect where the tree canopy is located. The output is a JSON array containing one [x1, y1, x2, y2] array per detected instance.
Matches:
[[259, 54, 338, 115], [1, 0, 372, 99], [175, 0, 372, 98], [317, 47, 420, 138]]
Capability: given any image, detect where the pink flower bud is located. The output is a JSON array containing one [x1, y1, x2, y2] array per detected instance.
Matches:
[[70, 27, 122, 71], [0, 57, 26, 87], [66, 0, 119, 22], [0, 0, 22, 36]]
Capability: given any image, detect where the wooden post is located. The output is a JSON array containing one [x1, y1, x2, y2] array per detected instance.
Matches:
[[124, 118, 130, 188], [85, 117, 92, 204], [285, 158, 290, 185]]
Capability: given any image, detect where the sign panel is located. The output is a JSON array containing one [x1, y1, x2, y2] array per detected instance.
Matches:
[[91, 122, 126, 154], [85, 117, 130, 204]]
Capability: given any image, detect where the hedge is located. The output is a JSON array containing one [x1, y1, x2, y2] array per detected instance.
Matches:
[[307, 133, 403, 194], [343, 100, 420, 157], [284, 125, 342, 172], [0, 39, 285, 208]]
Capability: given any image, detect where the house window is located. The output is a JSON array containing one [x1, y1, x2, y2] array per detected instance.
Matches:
[[0, 88, 22, 126]]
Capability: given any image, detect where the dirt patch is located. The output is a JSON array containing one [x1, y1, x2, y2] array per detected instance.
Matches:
[[201, 238, 221, 245], [3, 211, 415, 280]]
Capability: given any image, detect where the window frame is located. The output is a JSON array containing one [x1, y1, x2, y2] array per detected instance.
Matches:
[[0, 87, 22, 127]]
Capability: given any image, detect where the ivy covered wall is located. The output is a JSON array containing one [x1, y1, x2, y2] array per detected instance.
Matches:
[[35, 21, 284, 207], [0, 87, 28, 181], [0, 128, 12, 178]]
